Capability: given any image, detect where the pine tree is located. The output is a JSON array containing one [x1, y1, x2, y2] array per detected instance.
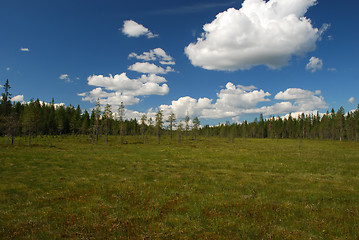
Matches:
[[103, 104, 112, 143], [155, 109, 163, 144], [185, 112, 190, 137], [148, 117, 154, 137], [167, 112, 176, 141], [94, 98, 101, 143], [118, 102, 125, 144], [177, 122, 183, 143], [140, 114, 147, 144], [192, 117, 200, 141]]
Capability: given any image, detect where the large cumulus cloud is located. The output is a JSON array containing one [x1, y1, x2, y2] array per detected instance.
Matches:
[[185, 0, 323, 71]]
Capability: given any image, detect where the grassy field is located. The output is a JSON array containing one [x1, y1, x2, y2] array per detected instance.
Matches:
[[0, 135, 358, 239]]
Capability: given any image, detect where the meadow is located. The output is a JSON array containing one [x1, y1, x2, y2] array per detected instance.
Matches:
[[0, 136, 358, 239]]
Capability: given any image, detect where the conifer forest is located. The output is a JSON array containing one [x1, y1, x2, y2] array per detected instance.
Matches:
[[1, 79, 358, 143]]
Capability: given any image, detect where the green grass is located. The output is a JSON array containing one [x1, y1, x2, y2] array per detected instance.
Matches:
[[1, 136, 359, 239]]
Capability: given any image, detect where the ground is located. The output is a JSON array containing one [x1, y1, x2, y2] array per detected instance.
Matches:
[[1, 136, 358, 239]]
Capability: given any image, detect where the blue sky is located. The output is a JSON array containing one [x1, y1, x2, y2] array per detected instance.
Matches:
[[1, 0, 358, 125]]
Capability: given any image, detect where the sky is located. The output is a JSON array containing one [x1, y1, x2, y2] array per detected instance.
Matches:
[[0, 0, 358, 125]]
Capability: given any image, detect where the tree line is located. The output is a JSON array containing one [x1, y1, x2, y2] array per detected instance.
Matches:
[[200, 109, 359, 142], [1, 79, 358, 144]]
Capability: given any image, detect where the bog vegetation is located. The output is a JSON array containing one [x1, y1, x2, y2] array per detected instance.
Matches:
[[1, 136, 359, 239]]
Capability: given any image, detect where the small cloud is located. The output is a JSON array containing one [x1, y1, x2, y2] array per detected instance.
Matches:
[[328, 35, 334, 41], [20, 48, 30, 52], [328, 67, 336, 72], [318, 23, 331, 39], [306, 57, 323, 73], [315, 90, 322, 95], [348, 97, 355, 104], [129, 48, 175, 65], [121, 20, 158, 38], [59, 74, 71, 83], [12, 95, 24, 102], [128, 62, 174, 74], [6, 67, 10, 71], [160, 61, 176, 65]]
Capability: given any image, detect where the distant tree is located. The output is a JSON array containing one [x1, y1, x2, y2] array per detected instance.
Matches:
[[258, 113, 265, 138], [337, 106, 345, 141], [155, 109, 163, 144], [21, 100, 40, 145], [55, 105, 66, 135], [167, 112, 176, 141], [230, 123, 237, 143], [118, 102, 125, 144], [148, 117, 154, 137], [0, 80, 13, 140], [192, 117, 200, 141], [140, 114, 147, 144], [93, 98, 101, 142], [185, 112, 190, 137], [0, 79, 12, 117], [80, 110, 90, 137], [103, 103, 112, 143], [177, 122, 183, 143], [355, 104, 359, 141], [4, 110, 19, 144], [70, 105, 81, 137], [47, 99, 57, 136]]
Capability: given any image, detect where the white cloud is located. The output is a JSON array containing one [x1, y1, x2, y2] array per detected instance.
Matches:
[[185, 0, 321, 71], [80, 87, 141, 106], [59, 74, 71, 83], [129, 48, 175, 65], [79, 73, 169, 107], [328, 67, 336, 72], [318, 23, 331, 39], [158, 84, 327, 120], [12, 95, 24, 102], [137, 74, 167, 83], [348, 97, 355, 104], [6, 67, 10, 71], [159, 82, 271, 119], [276, 110, 325, 120], [274, 88, 327, 112], [216, 82, 271, 109], [122, 20, 158, 38], [160, 96, 215, 119], [128, 62, 174, 74], [306, 56, 323, 72], [20, 48, 30, 52], [160, 61, 176, 65]]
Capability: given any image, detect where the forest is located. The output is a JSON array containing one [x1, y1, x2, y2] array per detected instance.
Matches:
[[1, 79, 359, 144]]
